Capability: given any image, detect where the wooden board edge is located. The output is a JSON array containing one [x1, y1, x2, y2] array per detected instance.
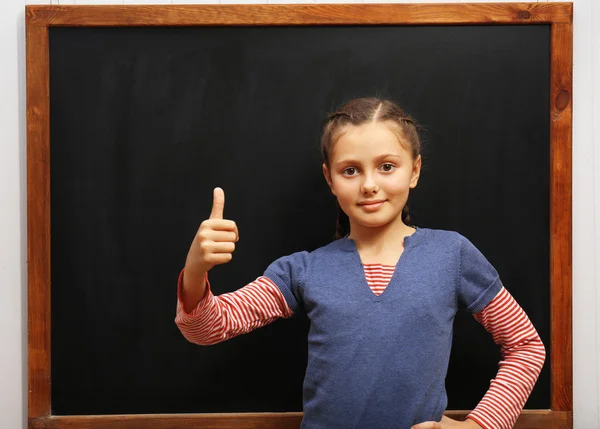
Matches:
[[29, 410, 572, 429], [24, 3, 572, 27], [26, 22, 52, 419], [549, 21, 573, 412]]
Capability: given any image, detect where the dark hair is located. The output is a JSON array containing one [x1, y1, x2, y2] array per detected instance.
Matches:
[[321, 97, 423, 239]]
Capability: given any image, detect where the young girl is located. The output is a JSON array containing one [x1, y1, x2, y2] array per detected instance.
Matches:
[[175, 98, 545, 429]]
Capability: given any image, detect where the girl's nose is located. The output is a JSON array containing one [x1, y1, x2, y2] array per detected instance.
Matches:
[[360, 176, 379, 195]]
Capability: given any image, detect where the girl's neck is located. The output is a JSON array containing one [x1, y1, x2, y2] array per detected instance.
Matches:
[[348, 219, 416, 255]]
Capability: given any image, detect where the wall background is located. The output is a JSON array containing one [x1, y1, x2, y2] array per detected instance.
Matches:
[[2, 0, 596, 428]]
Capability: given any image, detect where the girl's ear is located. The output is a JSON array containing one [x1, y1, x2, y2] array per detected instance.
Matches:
[[322, 163, 336, 196], [409, 155, 422, 189]]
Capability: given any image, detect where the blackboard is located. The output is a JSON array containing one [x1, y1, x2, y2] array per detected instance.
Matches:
[[26, 4, 573, 429]]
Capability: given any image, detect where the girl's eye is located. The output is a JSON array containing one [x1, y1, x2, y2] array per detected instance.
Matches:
[[343, 167, 357, 176], [380, 163, 395, 172]]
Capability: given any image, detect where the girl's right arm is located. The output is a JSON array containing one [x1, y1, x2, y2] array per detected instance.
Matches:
[[176, 187, 293, 345], [175, 271, 293, 345]]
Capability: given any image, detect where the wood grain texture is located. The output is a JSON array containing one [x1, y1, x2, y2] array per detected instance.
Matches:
[[25, 3, 572, 27], [549, 21, 573, 413], [29, 410, 571, 429], [29, 413, 304, 429], [24, 2, 574, 428], [26, 22, 51, 419], [448, 410, 572, 429]]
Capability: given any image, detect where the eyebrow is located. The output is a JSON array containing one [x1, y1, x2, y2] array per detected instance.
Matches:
[[334, 153, 403, 166]]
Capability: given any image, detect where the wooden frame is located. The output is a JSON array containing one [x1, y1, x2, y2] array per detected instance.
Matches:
[[26, 3, 573, 428]]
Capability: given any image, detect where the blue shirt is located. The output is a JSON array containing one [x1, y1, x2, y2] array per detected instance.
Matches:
[[264, 228, 503, 429]]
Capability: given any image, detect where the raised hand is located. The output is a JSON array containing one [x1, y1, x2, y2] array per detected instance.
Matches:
[[187, 187, 239, 275], [181, 188, 239, 312]]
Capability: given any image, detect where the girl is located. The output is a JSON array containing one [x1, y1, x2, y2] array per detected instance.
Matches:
[[175, 98, 545, 429]]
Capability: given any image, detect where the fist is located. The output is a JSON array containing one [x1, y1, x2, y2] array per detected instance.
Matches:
[[186, 187, 239, 274]]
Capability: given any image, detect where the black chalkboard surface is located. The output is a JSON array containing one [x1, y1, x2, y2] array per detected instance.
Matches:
[[49, 24, 550, 416]]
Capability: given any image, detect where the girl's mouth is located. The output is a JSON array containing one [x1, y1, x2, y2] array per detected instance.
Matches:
[[358, 200, 386, 212]]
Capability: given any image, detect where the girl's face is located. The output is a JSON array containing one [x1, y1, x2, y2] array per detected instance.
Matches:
[[323, 121, 421, 234]]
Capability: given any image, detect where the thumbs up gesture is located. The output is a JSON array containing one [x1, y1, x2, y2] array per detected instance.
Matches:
[[185, 187, 239, 275]]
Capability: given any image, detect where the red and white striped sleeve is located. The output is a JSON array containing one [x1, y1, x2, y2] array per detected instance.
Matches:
[[466, 287, 546, 429], [175, 269, 294, 345]]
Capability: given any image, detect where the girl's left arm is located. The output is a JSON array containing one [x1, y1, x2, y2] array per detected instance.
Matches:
[[467, 286, 546, 429], [412, 287, 545, 429]]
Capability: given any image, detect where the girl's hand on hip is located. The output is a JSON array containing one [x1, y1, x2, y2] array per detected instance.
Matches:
[[412, 415, 483, 429], [185, 187, 239, 275]]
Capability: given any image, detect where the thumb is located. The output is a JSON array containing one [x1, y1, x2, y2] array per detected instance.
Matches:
[[209, 187, 225, 220]]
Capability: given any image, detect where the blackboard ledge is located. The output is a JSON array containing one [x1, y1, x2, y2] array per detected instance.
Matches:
[[29, 410, 571, 429]]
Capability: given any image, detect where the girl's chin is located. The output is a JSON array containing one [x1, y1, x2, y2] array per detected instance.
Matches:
[[353, 217, 398, 230], [350, 211, 405, 229]]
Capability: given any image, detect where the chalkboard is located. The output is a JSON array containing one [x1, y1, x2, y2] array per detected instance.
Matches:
[[26, 4, 573, 429]]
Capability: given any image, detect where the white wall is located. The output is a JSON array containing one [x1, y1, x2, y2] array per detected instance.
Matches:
[[3, 0, 597, 428], [1, 1, 27, 429]]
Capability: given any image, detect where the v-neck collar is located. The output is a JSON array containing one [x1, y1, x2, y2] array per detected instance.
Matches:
[[339, 227, 427, 301]]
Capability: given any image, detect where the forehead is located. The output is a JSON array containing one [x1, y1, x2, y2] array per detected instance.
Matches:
[[331, 121, 411, 160]]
